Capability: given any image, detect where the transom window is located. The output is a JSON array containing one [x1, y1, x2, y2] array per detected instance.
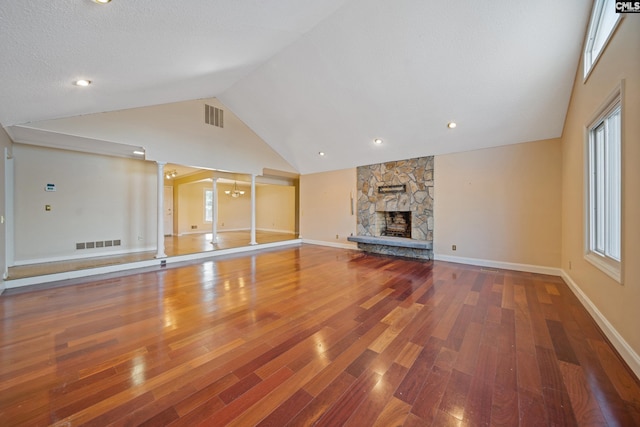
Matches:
[[585, 86, 622, 282], [584, 0, 623, 79]]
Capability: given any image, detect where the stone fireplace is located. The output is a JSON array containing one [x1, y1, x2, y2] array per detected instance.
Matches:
[[348, 156, 434, 259]]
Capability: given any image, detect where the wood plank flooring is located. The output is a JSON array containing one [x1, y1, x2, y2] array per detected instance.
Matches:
[[1, 245, 639, 426]]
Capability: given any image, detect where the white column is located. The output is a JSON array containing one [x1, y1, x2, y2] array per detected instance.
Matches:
[[3, 148, 14, 282], [211, 177, 218, 244], [155, 162, 167, 258], [250, 174, 257, 245]]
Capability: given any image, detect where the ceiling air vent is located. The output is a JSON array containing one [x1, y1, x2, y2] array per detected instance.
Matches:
[[205, 104, 224, 128]]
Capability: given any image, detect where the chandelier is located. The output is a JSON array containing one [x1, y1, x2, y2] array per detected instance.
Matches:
[[225, 181, 245, 198]]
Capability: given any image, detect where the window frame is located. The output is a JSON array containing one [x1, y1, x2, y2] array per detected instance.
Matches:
[[204, 188, 213, 223], [583, 0, 624, 81], [584, 82, 624, 283]]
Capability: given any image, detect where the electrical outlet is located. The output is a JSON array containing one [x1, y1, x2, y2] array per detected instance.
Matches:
[[452, 244, 457, 251], [336, 234, 339, 239]]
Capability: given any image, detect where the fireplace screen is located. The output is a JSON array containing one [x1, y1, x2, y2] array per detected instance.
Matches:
[[381, 211, 411, 238]]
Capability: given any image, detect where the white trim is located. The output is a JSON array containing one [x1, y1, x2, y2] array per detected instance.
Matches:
[[177, 230, 209, 236], [4, 150, 14, 271], [155, 162, 167, 258], [13, 246, 157, 266], [256, 228, 296, 234], [433, 254, 562, 276], [175, 228, 296, 236], [5, 239, 302, 289], [561, 270, 640, 379], [584, 81, 623, 284], [584, 252, 621, 283], [302, 239, 359, 250]]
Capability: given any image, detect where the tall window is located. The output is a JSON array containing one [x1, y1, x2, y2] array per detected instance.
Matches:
[[586, 89, 621, 282], [204, 189, 213, 222], [584, 0, 622, 79]]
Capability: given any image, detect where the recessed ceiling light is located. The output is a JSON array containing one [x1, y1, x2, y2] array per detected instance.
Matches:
[[74, 79, 91, 87], [447, 122, 457, 129], [318, 151, 326, 157], [93, 0, 112, 4], [374, 138, 383, 145]]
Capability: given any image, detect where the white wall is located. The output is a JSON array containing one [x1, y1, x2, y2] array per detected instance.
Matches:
[[434, 138, 562, 269], [20, 98, 296, 176], [13, 144, 157, 263], [256, 184, 296, 233]]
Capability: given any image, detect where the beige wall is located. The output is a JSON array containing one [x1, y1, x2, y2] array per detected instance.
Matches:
[[434, 139, 562, 268], [256, 184, 296, 233], [13, 144, 157, 262], [217, 182, 252, 231], [300, 168, 357, 246], [561, 17, 640, 358], [175, 181, 296, 235], [177, 181, 212, 234]]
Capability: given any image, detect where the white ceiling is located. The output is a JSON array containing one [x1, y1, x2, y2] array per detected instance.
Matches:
[[0, 0, 591, 174]]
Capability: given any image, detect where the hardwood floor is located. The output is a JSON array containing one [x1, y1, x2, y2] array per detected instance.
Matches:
[[1, 245, 639, 426]]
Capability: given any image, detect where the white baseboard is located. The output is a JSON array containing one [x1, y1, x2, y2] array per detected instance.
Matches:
[[560, 270, 640, 379], [256, 228, 296, 234], [180, 229, 295, 235], [433, 254, 562, 276], [13, 246, 157, 266], [302, 239, 359, 250]]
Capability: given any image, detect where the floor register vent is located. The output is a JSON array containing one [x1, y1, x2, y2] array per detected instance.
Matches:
[[76, 240, 121, 250]]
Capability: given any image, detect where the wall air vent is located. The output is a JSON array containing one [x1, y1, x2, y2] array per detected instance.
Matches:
[[205, 104, 224, 128]]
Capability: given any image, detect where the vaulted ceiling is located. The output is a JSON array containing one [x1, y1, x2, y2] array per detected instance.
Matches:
[[0, 0, 591, 174]]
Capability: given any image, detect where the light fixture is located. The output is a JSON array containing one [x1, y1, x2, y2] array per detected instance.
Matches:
[[74, 79, 91, 87], [133, 150, 145, 156], [374, 138, 383, 145], [165, 170, 177, 179], [318, 151, 326, 157], [93, 0, 112, 4], [225, 181, 245, 198], [447, 122, 457, 129]]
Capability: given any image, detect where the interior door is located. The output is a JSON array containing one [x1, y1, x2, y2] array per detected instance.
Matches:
[[164, 186, 173, 236]]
